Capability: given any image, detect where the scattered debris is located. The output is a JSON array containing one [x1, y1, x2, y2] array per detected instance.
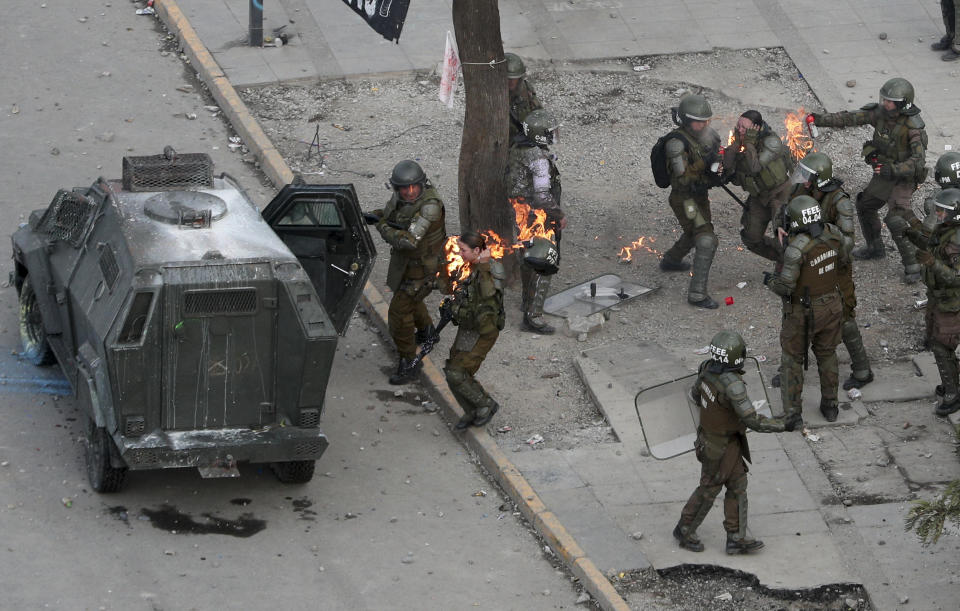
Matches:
[[525, 434, 544, 446], [632, 64, 651, 72], [472, 490, 487, 497], [736, 281, 747, 289], [61, 497, 72, 508], [694, 346, 711, 355], [847, 388, 862, 401], [714, 592, 733, 601]]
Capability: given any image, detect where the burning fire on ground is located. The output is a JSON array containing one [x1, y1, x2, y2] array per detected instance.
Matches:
[[618, 235, 659, 262]]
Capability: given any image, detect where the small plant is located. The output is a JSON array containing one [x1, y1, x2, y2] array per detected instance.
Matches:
[[905, 480, 960, 546]]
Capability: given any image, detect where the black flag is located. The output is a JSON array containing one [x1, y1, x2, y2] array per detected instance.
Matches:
[[341, 0, 411, 43]]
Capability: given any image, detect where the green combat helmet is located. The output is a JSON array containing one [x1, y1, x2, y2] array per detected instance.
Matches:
[[522, 109, 560, 146], [935, 188, 960, 223], [389, 159, 427, 187], [708, 330, 746, 372], [505, 52, 526, 79], [879, 77, 915, 112], [935, 152, 960, 188], [677, 94, 713, 125], [795, 152, 833, 189], [785, 195, 823, 232]]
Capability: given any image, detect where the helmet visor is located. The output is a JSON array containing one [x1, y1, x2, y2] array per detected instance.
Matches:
[[792, 162, 816, 185]]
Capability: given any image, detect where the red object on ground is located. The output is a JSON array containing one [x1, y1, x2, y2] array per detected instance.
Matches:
[[725, 296, 734, 306]]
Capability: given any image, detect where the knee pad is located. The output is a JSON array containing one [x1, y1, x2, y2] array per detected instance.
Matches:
[[727, 473, 748, 497], [695, 232, 718, 253], [841, 318, 859, 338], [444, 367, 469, 388]]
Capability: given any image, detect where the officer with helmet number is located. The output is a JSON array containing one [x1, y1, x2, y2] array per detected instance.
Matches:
[[766, 196, 848, 425], [368, 160, 447, 385], [674, 330, 788, 556], [808, 78, 929, 284]]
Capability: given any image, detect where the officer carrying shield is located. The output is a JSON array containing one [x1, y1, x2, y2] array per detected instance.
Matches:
[[674, 330, 788, 555], [370, 160, 447, 385], [508, 109, 566, 334]]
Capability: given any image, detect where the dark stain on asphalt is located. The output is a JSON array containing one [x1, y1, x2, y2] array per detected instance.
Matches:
[[140, 503, 266, 537], [291, 496, 316, 521], [107, 505, 130, 526]]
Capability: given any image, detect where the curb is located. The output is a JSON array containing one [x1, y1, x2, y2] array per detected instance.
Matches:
[[156, 2, 630, 609]]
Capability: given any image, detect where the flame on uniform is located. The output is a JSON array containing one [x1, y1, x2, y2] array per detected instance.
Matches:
[[783, 108, 815, 160], [511, 198, 556, 242], [618, 235, 659, 262], [443, 236, 470, 291]]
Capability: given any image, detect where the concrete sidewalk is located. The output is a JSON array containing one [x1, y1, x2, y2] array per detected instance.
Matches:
[[176, 0, 957, 152]]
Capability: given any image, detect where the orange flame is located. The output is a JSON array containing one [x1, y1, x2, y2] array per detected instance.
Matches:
[[511, 198, 555, 243], [618, 235, 660, 262], [783, 107, 815, 160], [443, 236, 470, 291], [727, 130, 735, 146]]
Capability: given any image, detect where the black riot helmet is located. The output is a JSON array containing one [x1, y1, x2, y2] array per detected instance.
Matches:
[[879, 77, 915, 112], [935, 188, 960, 224], [708, 330, 746, 372], [935, 152, 960, 189], [786, 195, 823, 233], [389, 160, 427, 188]]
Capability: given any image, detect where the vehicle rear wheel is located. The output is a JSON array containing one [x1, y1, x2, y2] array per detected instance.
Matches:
[[85, 418, 127, 493], [19, 276, 55, 366], [271, 460, 315, 484]]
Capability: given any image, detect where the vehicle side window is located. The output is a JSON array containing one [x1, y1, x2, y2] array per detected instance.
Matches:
[[275, 197, 342, 227]]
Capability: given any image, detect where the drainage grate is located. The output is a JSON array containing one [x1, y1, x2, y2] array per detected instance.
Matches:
[[123, 416, 146, 437]]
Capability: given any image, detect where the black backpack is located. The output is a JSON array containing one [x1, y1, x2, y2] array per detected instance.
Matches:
[[650, 130, 688, 189]]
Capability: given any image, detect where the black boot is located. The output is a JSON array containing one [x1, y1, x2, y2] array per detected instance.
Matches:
[[473, 402, 500, 427], [522, 312, 555, 334], [852, 243, 885, 260], [842, 371, 874, 390], [388, 358, 419, 385], [932, 36, 952, 51], [726, 534, 764, 555], [688, 295, 719, 310], [454, 413, 475, 431], [659, 256, 691, 272], [935, 395, 960, 416], [820, 398, 839, 423], [672, 523, 705, 552]]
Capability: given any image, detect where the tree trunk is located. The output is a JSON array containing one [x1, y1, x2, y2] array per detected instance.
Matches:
[[451, 0, 513, 263]]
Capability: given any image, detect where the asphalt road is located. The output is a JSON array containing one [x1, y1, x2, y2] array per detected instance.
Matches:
[[0, 3, 578, 608]]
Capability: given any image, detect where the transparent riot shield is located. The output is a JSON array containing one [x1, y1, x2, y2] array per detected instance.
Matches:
[[633, 357, 772, 460]]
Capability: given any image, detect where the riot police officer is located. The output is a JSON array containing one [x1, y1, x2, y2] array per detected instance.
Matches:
[[808, 78, 928, 284], [903, 189, 960, 416], [371, 160, 447, 384], [932, 1, 960, 61], [506, 53, 544, 142], [723, 110, 795, 262], [508, 109, 566, 333], [674, 330, 788, 555], [790, 152, 873, 390], [441, 231, 506, 430], [766, 196, 848, 424], [659, 94, 723, 309]]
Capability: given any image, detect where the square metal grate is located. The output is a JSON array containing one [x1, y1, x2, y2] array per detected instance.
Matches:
[[37, 190, 97, 246], [184, 288, 257, 316], [122, 153, 214, 192]]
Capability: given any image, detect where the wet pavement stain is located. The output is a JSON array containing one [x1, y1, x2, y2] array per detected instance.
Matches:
[[230, 498, 252, 507], [291, 497, 316, 521], [140, 503, 266, 537]]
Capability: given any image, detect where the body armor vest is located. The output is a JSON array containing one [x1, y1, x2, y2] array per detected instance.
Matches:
[[383, 187, 446, 270], [697, 371, 747, 436], [796, 234, 841, 297], [671, 127, 716, 193], [508, 145, 559, 204], [733, 129, 792, 196], [455, 261, 506, 334]]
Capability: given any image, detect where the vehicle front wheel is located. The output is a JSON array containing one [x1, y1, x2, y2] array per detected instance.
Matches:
[[271, 460, 315, 484], [85, 418, 127, 493], [19, 276, 55, 366]]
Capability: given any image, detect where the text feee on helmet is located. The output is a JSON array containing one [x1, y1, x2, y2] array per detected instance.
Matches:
[[709, 330, 746, 369], [786, 195, 823, 231]]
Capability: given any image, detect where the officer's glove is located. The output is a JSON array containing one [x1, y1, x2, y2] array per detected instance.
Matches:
[[362, 212, 381, 225], [922, 212, 939, 234], [917, 250, 935, 267], [877, 164, 894, 178], [762, 271, 774, 286], [742, 128, 760, 145]]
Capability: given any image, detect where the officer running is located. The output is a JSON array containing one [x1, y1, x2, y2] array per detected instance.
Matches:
[[659, 94, 723, 309], [790, 152, 874, 391], [766, 196, 849, 425], [508, 108, 566, 334], [674, 330, 789, 555], [902, 188, 960, 416], [441, 231, 506, 430], [723, 110, 795, 262], [370, 160, 447, 385], [808, 78, 929, 284], [506, 53, 544, 142]]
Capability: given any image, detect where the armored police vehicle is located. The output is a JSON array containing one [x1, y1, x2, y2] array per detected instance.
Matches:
[[11, 150, 375, 491]]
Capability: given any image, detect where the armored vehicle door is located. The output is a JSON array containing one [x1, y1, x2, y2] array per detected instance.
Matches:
[[263, 184, 375, 335]]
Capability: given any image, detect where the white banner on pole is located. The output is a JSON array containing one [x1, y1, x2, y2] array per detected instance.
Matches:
[[438, 31, 460, 108]]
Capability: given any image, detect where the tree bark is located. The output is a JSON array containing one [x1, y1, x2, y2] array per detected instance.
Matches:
[[451, 0, 513, 256]]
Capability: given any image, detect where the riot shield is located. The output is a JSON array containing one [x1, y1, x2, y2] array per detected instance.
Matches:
[[633, 357, 772, 460]]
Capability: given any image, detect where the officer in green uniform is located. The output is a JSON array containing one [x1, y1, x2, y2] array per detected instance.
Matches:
[[790, 152, 874, 390], [674, 330, 788, 555], [441, 231, 506, 429], [660, 94, 723, 309], [808, 78, 928, 284], [932, 1, 960, 61], [371, 160, 447, 384], [766, 196, 848, 425], [902, 189, 960, 416], [723, 110, 795, 262], [506, 53, 544, 142], [508, 109, 566, 333]]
